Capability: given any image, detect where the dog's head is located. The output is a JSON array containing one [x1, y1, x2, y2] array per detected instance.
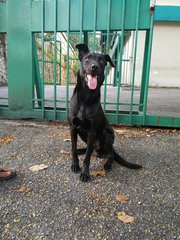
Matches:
[[76, 43, 115, 90]]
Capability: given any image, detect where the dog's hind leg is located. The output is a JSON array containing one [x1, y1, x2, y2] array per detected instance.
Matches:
[[104, 154, 114, 171], [70, 127, 81, 173], [103, 131, 115, 171]]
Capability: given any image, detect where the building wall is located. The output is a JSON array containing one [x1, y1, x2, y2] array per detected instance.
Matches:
[[149, 22, 180, 87], [156, 0, 180, 6], [127, 2, 180, 88]]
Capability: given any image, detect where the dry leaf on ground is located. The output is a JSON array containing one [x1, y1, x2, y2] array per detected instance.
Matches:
[[17, 186, 31, 193], [60, 150, 70, 154], [13, 218, 21, 223], [114, 129, 127, 135], [117, 211, 135, 223], [29, 164, 49, 172], [91, 169, 106, 177], [0, 135, 15, 145], [115, 194, 129, 203]]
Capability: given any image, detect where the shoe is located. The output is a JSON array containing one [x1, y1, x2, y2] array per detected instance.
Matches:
[[0, 165, 16, 181]]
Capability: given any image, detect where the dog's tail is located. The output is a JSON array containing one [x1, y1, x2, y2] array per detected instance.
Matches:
[[113, 149, 142, 169]]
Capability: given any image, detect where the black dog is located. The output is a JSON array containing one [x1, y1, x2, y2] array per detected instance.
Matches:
[[68, 43, 142, 182]]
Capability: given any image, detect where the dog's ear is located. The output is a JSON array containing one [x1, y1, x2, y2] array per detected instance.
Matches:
[[76, 43, 90, 61], [104, 54, 115, 68]]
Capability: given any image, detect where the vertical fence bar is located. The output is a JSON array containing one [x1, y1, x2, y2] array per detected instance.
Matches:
[[65, 0, 70, 118], [80, 0, 83, 42], [116, 0, 126, 123], [114, 44, 118, 86], [143, 12, 154, 125], [32, 34, 35, 107], [32, 34, 42, 107], [129, 0, 141, 124], [139, 32, 149, 112], [41, 0, 45, 118], [93, 0, 97, 51], [103, 0, 111, 112], [124, 35, 130, 85], [59, 41, 62, 85], [53, 0, 57, 120]]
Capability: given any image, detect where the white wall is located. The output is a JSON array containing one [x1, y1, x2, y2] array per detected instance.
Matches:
[[156, 0, 180, 6], [125, 21, 180, 88], [149, 22, 180, 87], [114, 1, 180, 88], [133, 0, 180, 87]]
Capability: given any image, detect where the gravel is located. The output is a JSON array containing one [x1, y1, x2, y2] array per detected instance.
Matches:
[[0, 120, 179, 240]]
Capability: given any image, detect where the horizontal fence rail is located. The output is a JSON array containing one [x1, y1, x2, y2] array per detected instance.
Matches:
[[0, 0, 180, 128]]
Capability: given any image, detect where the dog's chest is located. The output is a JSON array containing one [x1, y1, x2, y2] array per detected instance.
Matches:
[[78, 104, 92, 119], [73, 104, 95, 130]]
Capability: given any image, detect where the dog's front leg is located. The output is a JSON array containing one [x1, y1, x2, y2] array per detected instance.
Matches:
[[80, 131, 95, 182], [70, 127, 81, 173]]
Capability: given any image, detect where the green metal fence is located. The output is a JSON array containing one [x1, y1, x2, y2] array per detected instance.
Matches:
[[0, 0, 180, 128]]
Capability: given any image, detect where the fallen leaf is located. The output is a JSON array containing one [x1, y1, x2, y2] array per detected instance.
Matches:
[[150, 130, 157, 133], [17, 186, 31, 193], [5, 223, 10, 229], [0, 135, 15, 145], [114, 129, 127, 135], [117, 212, 135, 223], [29, 164, 49, 172], [13, 218, 21, 223], [115, 194, 129, 203], [91, 169, 106, 177], [34, 236, 44, 240], [97, 232, 102, 238], [60, 150, 70, 154]]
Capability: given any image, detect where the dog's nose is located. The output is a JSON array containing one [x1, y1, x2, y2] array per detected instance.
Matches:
[[91, 64, 99, 71]]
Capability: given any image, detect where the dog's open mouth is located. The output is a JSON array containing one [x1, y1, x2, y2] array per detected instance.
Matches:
[[86, 74, 97, 90]]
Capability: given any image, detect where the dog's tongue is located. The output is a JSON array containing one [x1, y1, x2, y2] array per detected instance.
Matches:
[[87, 74, 97, 90]]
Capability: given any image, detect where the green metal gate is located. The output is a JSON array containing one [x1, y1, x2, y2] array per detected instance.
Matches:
[[0, 0, 180, 128]]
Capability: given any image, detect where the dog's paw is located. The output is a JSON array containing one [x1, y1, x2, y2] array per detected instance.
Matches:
[[104, 161, 112, 171], [71, 164, 81, 173], [80, 172, 91, 182]]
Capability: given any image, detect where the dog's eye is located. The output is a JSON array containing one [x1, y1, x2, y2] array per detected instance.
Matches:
[[100, 59, 105, 64], [85, 59, 90, 63]]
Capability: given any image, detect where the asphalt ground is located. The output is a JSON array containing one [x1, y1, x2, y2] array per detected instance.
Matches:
[[0, 120, 179, 240]]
